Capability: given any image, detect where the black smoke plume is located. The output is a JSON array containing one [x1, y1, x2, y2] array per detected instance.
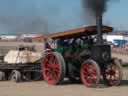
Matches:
[[82, 0, 110, 16]]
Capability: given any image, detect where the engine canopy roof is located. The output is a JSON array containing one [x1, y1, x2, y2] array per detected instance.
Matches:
[[45, 25, 113, 39]]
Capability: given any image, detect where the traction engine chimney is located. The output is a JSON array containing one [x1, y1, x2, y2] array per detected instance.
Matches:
[[96, 15, 103, 44]]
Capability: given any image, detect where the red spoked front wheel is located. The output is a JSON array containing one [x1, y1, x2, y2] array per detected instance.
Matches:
[[80, 59, 101, 87], [42, 52, 66, 85], [103, 59, 123, 86]]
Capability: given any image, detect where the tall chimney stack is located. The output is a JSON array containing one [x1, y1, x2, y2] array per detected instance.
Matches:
[[96, 15, 103, 44]]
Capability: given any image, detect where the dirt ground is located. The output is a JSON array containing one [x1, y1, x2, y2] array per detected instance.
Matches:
[[0, 68, 128, 96], [112, 53, 128, 64]]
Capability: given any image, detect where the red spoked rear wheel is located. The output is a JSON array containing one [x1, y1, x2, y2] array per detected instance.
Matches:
[[80, 59, 101, 87], [42, 52, 66, 85], [103, 59, 123, 86]]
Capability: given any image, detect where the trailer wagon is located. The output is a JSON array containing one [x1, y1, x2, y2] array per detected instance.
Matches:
[[0, 45, 42, 82]]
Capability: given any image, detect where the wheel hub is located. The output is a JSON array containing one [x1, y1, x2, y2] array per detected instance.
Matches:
[[109, 70, 115, 75]]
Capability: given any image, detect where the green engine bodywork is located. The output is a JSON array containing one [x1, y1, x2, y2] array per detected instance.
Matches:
[[55, 43, 89, 67]]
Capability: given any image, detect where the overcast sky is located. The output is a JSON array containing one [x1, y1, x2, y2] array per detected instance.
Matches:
[[0, 0, 127, 34]]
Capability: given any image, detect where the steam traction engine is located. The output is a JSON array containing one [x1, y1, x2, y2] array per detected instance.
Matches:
[[42, 25, 122, 87]]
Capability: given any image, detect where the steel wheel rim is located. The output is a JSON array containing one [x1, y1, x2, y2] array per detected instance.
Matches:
[[81, 62, 98, 87], [42, 53, 60, 85]]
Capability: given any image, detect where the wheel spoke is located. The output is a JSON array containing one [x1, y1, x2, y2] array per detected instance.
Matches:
[[45, 70, 51, 76], [52, 72, 58, 80], [83, 69, 87, 76], [114, 74, 119, 80], [45, 63, 51, 68], [48, 74, 54, 80], [54, 68, 59, 73], [49, 59, 53, 65]]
